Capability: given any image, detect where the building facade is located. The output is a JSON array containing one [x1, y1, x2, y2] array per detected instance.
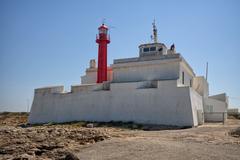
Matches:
[[29, 22, 228, 126]]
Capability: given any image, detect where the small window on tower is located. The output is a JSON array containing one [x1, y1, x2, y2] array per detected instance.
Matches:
[[150, 47, 156, 51], [99, 29, 107, 34], [143, 47, 150, 52]]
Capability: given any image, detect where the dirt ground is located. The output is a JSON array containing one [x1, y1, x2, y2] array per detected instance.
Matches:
[[0, 112, 239, 160], [78, 121, 240, 160]]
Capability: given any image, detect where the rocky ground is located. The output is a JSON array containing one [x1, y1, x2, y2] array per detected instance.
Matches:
[[0, 112, 240, 160], [0, 112, 112, 160]]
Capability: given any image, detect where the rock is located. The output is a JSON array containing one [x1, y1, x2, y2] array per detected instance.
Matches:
[[0, 148, 7, 154], [0, 113, 111, 160], [26, 150, 35, 156], [34, 149, 45, 156], [34, 133, 46, 142], [86, 123, 94, 128], [229, 127, 240, 138], [13, 153, 34, 160], [37, 144, 62, 150], [64, 152, 79, 160]]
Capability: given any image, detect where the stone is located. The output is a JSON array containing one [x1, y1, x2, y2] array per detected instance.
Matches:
[[0, 112, 110, 159], [13, 153, 34, 160], [86, 123, 94, 128], [64, 152, 79, 160]]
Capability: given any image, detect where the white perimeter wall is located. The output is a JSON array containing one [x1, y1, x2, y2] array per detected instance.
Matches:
[[204, 97, 228, 122], [29, 80, 203, 127]]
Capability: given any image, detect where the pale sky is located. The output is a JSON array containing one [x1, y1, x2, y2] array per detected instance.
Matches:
[[0, 0, 240, 112]]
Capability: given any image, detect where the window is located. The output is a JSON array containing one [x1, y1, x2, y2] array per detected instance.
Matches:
[[190, 79, 192, 87], [150, 47, 156, 51], [143, 47, 149, 52], [99, 29, 107, 34], [182, 72, 184, 84], [207, 105, 213, 112]]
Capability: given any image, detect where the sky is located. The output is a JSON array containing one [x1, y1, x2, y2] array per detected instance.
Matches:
[[0, 0, 240, 112]]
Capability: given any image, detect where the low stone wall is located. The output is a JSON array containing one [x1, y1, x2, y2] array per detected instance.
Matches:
[[204, 112, 227, 122], [29, 81, 202, 127]]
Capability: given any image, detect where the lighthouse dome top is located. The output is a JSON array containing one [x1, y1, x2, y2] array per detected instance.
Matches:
[[98, 24, 108, 30]]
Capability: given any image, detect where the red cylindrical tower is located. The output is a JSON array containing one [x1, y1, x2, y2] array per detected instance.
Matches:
[[96, 24, 110, 83]]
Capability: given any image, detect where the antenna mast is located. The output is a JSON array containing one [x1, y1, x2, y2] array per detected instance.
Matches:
[[152, 19, 158, 43], [206, 62, 208, 81], [102, 18, 106, 24]]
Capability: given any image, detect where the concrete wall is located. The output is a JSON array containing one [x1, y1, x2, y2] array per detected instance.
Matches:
[[192, 76, 209, 98], [71, 84, 104, 92], [204, 96, 228, 122], [34, 86, 64, 94], [81, 68, 113, 84], [112, 59, 180, 83], [178, 61, 195, 87], [209, 93, 228, 103], [189, 88, 204, 125], [81, 69, 96, 84], [29, 80, 202, 127]]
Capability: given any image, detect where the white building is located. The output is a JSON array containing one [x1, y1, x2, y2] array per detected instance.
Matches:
[[29, 22, 228, 126]]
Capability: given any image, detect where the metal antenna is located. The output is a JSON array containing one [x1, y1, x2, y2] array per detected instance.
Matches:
[[206, 62, 208, 81], [102, 18, 106, 25], [107, 24, 116, 36], [152, 19, 158, 43]]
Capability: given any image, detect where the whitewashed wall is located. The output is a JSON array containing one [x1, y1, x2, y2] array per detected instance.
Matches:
[[29, 80, 202, 127], [192, 76, 209, 98], [204, 96, 228, 122], [81, 69, 113, 84], [178, 61, 195, 87], [81, 70, 96, 84], [112, 59, 180, 82], [189, 88, 204, 125]]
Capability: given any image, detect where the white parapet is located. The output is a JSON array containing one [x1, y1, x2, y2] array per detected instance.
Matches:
[[110, 81, 158, 91], [71, 84, 103, 93], [204, 93, 228, 122], [111, 56, 180, 83], [29, 80, 203, 127], [34, 86, 64, 95]]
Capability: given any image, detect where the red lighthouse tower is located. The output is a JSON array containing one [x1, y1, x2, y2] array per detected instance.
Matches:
[[96, 24, 110, 83]]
